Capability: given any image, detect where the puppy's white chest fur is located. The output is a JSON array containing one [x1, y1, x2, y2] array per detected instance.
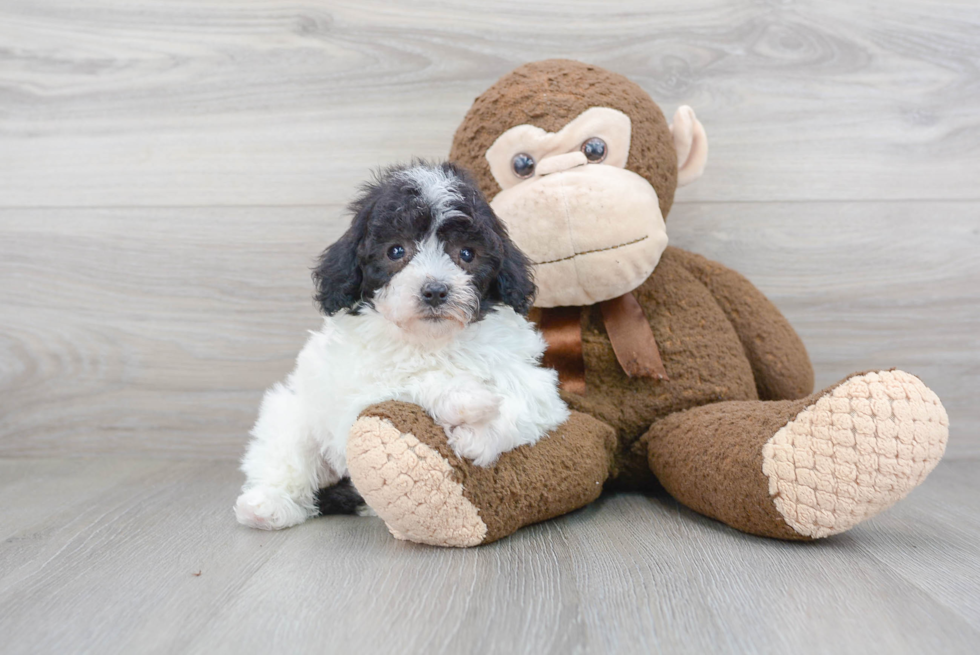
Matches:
[[297, 306, 563, 472], [237, 305, 567, 530]]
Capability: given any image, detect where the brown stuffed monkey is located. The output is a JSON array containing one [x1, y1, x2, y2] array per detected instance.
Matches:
[[345, 60, 949, 547]]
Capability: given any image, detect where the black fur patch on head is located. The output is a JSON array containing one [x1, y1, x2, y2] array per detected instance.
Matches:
[[311, 190, 374, 315], [312, 160, 536, 318], [441, 173, 536, 317]]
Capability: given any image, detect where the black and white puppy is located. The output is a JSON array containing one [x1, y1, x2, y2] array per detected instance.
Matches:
[[235, 162, 568, 530]]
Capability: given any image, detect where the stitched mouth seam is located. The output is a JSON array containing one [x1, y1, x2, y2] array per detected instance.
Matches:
[[532, 235, 649, 266]]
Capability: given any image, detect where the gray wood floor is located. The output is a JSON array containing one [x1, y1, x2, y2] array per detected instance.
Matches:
[[1, 457, 978, 655], [2, 0, 979, 653]]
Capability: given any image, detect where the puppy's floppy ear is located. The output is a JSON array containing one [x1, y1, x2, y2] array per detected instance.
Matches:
[[492, 230, 536, 316], [457, 165, 537, 316], [312, 193, 374, 315]]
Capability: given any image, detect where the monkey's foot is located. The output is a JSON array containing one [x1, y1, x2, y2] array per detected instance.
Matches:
[[762, 370, 948, 538], [346, 401, 615, 547], [347, 412, 487, 547]]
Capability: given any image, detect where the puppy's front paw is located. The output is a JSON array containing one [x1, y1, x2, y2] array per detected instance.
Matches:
[[235, 487, 308, 530], [446, 424, 502, 468], [435, 386, 502, 428]]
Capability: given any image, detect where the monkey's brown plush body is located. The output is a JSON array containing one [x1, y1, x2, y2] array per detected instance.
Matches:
[[345, 60, 948, 546]]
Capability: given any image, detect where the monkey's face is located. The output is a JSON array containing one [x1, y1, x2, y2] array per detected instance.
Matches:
[[451, 59, 708, 308], [485, 107, 668, 307]]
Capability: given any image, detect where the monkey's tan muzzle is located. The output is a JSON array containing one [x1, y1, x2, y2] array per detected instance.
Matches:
[[490, 165, 668, 307]]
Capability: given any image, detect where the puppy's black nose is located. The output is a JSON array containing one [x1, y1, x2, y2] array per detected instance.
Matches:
[[421, 281, 450, 307]]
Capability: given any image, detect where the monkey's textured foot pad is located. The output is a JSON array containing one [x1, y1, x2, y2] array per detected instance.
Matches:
[[347, 401, 615, 547], [762, 370, 948, 539], [347, 416, 488, 547]]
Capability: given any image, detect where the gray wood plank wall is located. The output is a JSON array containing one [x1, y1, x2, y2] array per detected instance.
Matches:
[[1, 0, 978, 459]]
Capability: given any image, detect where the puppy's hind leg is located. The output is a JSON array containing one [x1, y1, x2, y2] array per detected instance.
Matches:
[[235, 382, 334, 530]]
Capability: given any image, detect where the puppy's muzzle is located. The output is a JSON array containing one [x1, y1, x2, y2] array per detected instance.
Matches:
[[421, 281, 450, 308]]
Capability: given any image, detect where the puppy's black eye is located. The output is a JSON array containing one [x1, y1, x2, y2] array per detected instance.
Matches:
[[459, 247, 475, 263], [512, 153, 535, 179], [387, 245, 406, 260], [581, 137, 607, 163]]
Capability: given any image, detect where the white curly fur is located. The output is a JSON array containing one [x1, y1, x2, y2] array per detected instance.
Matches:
[[235, 305, 567, 531]]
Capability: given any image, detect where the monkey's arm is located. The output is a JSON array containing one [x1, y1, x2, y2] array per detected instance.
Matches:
[[667, 247, 814, 401]]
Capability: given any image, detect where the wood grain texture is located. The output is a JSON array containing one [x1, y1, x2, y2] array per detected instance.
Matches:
[[0, 457, 977, 654], [0, 0, 979, 207], [0, 1, 977, 457], [2, 201, 976, 458]]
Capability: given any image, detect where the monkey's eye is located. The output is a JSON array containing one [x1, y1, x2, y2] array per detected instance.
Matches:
[[581, 137, 607, 163], [512, 153, 535, 179], [387, 245, 406, 260], [459, 247, 475, 263]]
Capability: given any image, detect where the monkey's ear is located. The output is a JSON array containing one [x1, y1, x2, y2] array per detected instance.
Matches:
[[670, 106, 708, 187], [312, 200, 373, 315], [492, 236, 536, 316]]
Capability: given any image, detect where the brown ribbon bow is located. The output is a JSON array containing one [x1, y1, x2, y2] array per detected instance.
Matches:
[[538, 292, 668, 394]]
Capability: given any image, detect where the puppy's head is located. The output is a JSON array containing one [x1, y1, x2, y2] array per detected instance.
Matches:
[[313, 161, 535, 340]]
